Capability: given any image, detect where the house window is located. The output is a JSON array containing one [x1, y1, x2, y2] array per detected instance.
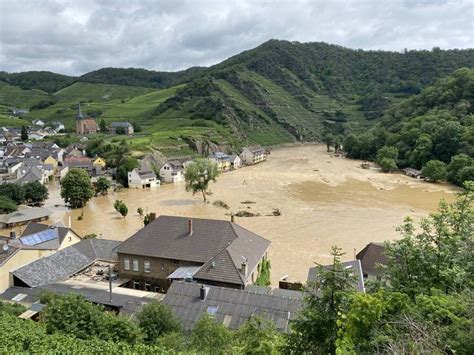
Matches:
[[133, 281, 140, 290], [145, 282, 151, 291], [171, 259, 179, 265], [124, 259, 130, 270], [144, 261, 150, 273], [132, 259, 139, 272]]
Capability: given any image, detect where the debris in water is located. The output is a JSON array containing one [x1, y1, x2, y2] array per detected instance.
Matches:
[[212, 200, 230, 209], [241, 200, 256, 204]]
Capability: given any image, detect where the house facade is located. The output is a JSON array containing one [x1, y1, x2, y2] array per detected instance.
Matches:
[[109, 122, 134, 135], [128, 167, 159, 188], [159, 159, 192, 183], [240, 145, 267, 165], [356, 242, 388, 281], [114, 215, 271, 292], [209, 152, 231, 171], [228, 155, 242, 169]]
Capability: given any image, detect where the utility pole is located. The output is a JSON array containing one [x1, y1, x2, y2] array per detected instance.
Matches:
[[108, 265, 113, 302]]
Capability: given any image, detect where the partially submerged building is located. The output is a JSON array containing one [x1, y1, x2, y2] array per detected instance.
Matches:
[[307, 260, 366, 293], [240, 145, 267, 165], [0, 207, 52, 228]]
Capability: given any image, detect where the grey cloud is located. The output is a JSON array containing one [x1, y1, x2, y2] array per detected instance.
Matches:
[[0, 0, 472, 76]]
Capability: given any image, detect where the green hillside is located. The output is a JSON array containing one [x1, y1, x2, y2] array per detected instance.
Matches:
[[1, 40, 473, 153]]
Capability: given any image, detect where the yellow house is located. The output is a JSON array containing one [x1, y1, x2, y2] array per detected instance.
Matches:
[[43, 155, 58, 170], [0, 223, 82, 292], [93, 157, 106, 169]]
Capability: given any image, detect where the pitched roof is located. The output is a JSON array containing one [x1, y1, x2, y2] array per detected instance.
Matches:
[[245, 145, 266, 153], [356, 242, 387, 276], [0, 244, 21, 266], [20, 222, 75, 248], [115, 216, 271, 286], [11, 239, 120, 288], [163, 281, 303, 332], [110, 122, 132, 128], [0, 207, 51, 225], [307, 260, 365, 293]]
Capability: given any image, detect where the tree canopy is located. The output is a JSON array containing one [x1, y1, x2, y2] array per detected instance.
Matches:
[[60, 168, 94, 208], [184, 159, 220, 202]]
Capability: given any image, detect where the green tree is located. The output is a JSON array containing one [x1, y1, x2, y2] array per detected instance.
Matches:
[[447, 154, 473, 185], [458, 166, 474, 185], [0, 196, 17, 214], [20, 125, 28, 141], [136, 302, 182, 344], [23, 181, 48, 204], [99, 119, 107, 133], [190, 314, 232, 353], [116, 157, 138, 187], [383, 183, 473, 297], [42, 293, 141, 344], [184, 159, 220, 202], [286, 246, 355, 354], [115, 126, 126, 135], [376, 146, 398, 172], [378, 157, 397, 173], [137, 207, 144, 216], [113, 200, 128, 218], [233, 316, 284, 354], [422, 159, 447, 182], [323, 132, 335, 152], [0, 183, 25, 204], [95, 177, 111, 195], [255, 259, 271, 286], [60, 168, 94, 208]]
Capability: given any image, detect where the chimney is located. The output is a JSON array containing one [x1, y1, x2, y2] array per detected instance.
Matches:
[[230, 214, 234, 223], [149, 213, 156, 222], [188, 219, 193, 236], [9, 231, 16, 239], [199, 285, 209, 301], [241, 259, 248, 276]]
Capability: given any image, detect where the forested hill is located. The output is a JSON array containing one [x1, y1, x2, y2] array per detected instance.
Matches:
[[150, 40, 474, 143], [1, 40, 473, 147], [344, 68, 474, 185]]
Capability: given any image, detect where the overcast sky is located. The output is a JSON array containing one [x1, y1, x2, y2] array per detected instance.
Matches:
[[1, 0, 473, 76]]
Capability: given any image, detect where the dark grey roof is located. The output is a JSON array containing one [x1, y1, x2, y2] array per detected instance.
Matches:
[[246, 145, 266, 153], [0, 283, 161, 318], [0, 244, 21, 266], [115, 216, 271, 285], [163, 281, 303, 332], [110, 122, 132, 128], [11, 239, 120, 288], [356, 242, 387, 276], [307, 260, 365, 293], [20, 223, 77, 248]]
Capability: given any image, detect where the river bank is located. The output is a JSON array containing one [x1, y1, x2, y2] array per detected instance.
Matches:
[[41, 144, 457, 285]]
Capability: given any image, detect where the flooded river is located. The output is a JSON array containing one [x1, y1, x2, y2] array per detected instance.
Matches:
[[43, 145, 457, 285]]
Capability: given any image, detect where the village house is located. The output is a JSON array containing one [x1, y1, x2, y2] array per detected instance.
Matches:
[[209, 152, 231, 171], [92, 157, 106, 169], [109, 122, 134, 135], [0, 207, 52, 228], [239, 145, 267, 165], [163, 282, 302, 332], [32, 120, 45, 127], [228, 154, 242, 169], [356, 242, 388, 281], [75, 104, 98, 135], [114, 215, 271, 292], [402, 167, 423, 179], [0, 223, 80, 292], [159, 159, 192, 183], [128, 163, 159, 188]]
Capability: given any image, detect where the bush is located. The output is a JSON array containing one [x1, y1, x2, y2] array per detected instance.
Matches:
[[422, 160, 447, 182], [136, 302, 182, 344]]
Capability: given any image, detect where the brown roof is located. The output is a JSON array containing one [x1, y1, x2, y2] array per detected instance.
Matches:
[[115, 215, 271, 285], [356, 242, 387, 276]]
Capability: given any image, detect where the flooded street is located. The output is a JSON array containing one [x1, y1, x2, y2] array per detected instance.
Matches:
[[45, 145, 457, 285]]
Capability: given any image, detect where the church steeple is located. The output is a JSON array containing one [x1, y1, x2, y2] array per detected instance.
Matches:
[[76, 103, 84, 120]]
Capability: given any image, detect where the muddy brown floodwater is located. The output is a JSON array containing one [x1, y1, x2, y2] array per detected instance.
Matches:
[[43, 145, 457, 285]]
